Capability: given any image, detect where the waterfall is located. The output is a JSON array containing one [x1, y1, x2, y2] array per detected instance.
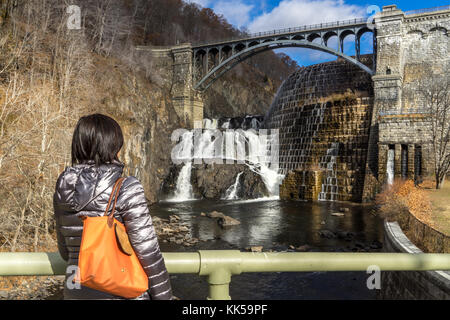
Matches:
[[169, 162, 194, 202], [235, 129, 284, 197], [221, 121, 230, 129], [223, 172, 243, 200], [387, 148, 395, 186], [171, 119, 284, 200], [203, 118, 218, 129], [168, 130, 195, 202], [318, 143, 339, 201]]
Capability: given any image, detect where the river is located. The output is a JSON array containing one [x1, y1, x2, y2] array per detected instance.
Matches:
[[152, 198, 384, 300]]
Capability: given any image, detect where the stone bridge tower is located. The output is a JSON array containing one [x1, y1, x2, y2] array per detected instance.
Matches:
[[363, 4, 450, 199], [171, 45, 204, 128], [137, 44, 204, 128]]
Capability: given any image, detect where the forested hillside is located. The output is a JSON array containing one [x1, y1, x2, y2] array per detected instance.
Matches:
[[0, 0, 297, 251]]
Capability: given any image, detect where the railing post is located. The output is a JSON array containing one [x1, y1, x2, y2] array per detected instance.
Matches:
[[207, 268, 232, 300], [198, 250, 242, 300]]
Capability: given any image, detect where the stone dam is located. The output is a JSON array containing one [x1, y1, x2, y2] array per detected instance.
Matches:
[[264, 55, 374, 202]]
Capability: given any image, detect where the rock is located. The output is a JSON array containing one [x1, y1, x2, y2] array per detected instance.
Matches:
[[355, 241, 365, 248], [178, 226, 189, 232], [251, 246, 263, 252], [370, 240, 383, 249], [289, 245, 296, 250], [162, 227, 174, 234], [0, 291, 8, 299], [331, 212, 345, 217], [319, 230, 336, 239], [296, 244, 311, 252], [164, 164, 270, 200], [321, 220, 326, 225], [337, 231, 355, 241], [217, 215, 240, 227], [200, 212, 206, 217], [206, 211, 225, 219]]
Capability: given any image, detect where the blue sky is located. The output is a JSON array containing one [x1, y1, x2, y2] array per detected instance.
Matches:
[[187, 0, 450, 66]]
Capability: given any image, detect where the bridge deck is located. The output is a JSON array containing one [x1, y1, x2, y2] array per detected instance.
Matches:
[[193, 17, 368, 49]]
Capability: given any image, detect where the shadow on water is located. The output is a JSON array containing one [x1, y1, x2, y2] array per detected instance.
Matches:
[[151, 199, 384, 300]]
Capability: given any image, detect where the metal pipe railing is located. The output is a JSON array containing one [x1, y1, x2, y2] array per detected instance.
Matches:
[[193, 17, 367, 47], [1, 251, 449, 300]]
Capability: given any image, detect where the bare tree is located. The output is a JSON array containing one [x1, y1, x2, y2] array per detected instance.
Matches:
[[416, 73, 450, 189]]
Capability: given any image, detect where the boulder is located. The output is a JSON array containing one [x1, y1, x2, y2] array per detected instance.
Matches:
[[206, 211, 225, 219], [250, 246, 263, 252], [331, 212, 345, 217], [319, 230, 337, 239], [296, 244, 311, 252], [217, 215, 240, 227], [162, 163, 270, 200]]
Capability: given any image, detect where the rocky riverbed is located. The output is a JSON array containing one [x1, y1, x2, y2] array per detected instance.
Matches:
[[0, 276, 65, 300]]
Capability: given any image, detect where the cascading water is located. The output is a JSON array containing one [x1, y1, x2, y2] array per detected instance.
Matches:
[[387, 148, 395, 186], [169, 162, 194, 201], [168, 131, 195, 202], [228, 128, 283, 197], [223, 172, 243, 200], [318, 143, 339, 201], [170, 116, 284, 200]]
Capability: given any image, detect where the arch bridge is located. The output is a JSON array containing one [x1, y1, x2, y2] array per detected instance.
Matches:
[[192, 17, 376, 91]]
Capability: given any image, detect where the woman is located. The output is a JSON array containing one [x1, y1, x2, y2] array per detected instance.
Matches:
[[53, 114, 173, 300]]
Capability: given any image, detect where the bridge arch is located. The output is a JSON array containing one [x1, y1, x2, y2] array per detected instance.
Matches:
[[194, 39, 375, 91]]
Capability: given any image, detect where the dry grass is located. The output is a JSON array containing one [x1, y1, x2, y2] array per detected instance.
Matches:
[[427, 179, 450, 236], [375, 179, 433, 226]]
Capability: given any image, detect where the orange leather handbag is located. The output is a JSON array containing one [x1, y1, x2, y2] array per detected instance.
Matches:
[[75, 177, 149, 298]]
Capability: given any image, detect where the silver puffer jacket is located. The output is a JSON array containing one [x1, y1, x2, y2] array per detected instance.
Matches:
[[53, 160, 173, 300]]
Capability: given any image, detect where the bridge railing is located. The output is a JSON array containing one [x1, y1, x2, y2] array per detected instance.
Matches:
[[193, 17, 368, 47], [404, 5, 450, 15], [1, 251, 449, 300]]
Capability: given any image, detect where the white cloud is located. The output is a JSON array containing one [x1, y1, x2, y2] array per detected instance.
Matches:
[[248, 0, 366, 33], [213, 1, 254, 28], [247, 0, 366, 64]]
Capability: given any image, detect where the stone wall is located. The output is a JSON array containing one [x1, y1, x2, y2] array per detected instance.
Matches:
[[378, 115, 435, 183], [280, 170, 323, 201], [391, 208, 450, 254], [380, 221, 450, 299]]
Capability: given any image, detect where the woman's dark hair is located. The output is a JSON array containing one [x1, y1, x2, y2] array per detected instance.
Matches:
[[71, 114, 124, 166]]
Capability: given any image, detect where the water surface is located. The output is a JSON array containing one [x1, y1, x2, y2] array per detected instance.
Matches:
[[152, 199, 383, 300]]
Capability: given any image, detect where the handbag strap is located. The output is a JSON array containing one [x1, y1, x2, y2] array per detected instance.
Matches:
[[104, 177, 126, 225]]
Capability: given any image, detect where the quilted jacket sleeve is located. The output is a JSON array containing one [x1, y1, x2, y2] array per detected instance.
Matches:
[[118, 177, 173, 300], [53, 173, 69, 262]]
